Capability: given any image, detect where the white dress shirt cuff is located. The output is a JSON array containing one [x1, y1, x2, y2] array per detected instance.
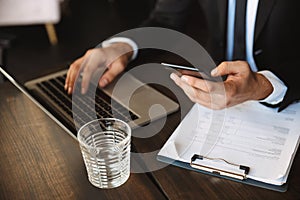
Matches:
[[258, 70, 287, 104], [101, 37, 138, 60]]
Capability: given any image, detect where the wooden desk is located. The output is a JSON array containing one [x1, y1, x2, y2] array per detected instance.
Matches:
[[1, 80, 300, 200], [0, 82, 165, 200]]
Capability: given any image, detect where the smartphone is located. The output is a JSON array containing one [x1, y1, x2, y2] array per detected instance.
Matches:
[[161, 62, 226, 81]]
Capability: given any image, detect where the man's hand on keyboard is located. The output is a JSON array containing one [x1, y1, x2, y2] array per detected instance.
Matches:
[[65, 42, 133, 94]]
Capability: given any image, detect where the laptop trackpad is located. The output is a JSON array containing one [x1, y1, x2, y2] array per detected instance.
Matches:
[[103, 73, 178, 120]]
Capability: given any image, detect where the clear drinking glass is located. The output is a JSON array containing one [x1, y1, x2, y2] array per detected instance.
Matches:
[[77, 118, 131, 189]]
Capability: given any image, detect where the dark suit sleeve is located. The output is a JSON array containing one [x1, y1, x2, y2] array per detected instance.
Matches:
[[254, 0, 300, 112], [259, 61, 300, 112], [140, 0, 193, 30], [272, 2, 300, 112], [271, 60, 300, 112]]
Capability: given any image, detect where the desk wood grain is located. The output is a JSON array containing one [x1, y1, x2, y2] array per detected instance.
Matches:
[[0, 82, 166, 200]]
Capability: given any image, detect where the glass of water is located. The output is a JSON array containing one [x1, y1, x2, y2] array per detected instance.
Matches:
[[77, 118, 131, 189]]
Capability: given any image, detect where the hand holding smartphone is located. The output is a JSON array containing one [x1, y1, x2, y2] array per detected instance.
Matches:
[[161, 62, 226, 82]]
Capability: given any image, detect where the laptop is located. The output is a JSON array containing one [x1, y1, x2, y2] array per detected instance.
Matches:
[[0, 66, 179, 139]]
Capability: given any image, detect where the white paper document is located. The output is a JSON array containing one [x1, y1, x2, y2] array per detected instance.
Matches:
[[158, 101, 300, 185]]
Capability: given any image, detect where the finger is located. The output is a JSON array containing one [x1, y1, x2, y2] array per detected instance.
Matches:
[[65, 63, 75, 91], [99, 60, 126, 87], [170, 73, 196, 99], [80, 49, 108, 93], [170, 73, 196, 95], [179, 83, 226, 109], [65, 57, 84, 94], [170, 72, 184, 87], [80, 58, 99, 94], [65, 50, 91, 94], [211, 61, 246, 77], [180, 75, 212, 92], [182, 75, 227, 95], [170, 73, 211, 104], [80, 65, 93, 94], [171, 73, 228, 109], [65, 66, 71, 90]]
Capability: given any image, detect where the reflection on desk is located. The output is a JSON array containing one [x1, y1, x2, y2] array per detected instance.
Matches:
[[0, 82, 164, 200]]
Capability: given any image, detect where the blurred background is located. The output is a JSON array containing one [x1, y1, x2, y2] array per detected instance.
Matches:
[[0, 0, 206, 83]]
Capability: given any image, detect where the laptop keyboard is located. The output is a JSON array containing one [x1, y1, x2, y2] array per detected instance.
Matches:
[[36, 74, 139, 128]]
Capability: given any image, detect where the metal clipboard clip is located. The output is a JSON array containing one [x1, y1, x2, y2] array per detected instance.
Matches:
[[190, 154, 250, 180]]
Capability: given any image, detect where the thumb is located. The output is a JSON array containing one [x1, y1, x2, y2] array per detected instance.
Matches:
[[211, 61, 242, 77]]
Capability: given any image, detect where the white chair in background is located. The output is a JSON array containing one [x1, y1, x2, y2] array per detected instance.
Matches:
[[0, 0, 63, 82], [0, 0, 62, 45]]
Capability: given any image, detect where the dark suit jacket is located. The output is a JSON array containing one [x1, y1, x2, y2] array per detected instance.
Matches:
[[140, 0, 300, 111]]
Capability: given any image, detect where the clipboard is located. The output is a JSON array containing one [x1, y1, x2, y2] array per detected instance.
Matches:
[[157, 154, 288, 192], [155, 102, 300, 193]]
